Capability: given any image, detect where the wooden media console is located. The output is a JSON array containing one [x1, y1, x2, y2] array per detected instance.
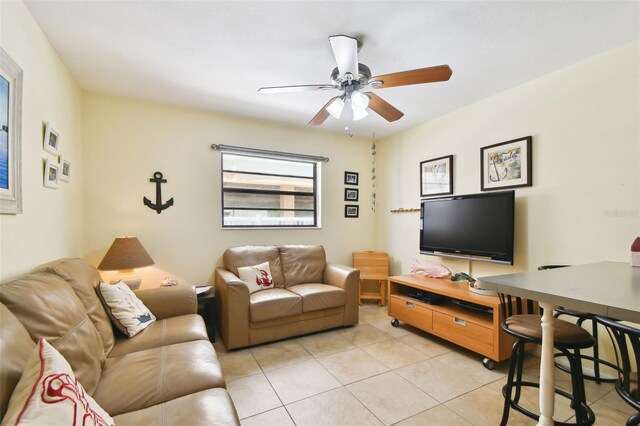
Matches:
[[388, 274, 516, 367]]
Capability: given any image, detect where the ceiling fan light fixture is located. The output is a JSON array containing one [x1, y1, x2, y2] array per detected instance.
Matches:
[[351, 91, 370, 111], [350, 92, 369, 121], [326, 97, 345, 119], [352, 106, 368, 121]]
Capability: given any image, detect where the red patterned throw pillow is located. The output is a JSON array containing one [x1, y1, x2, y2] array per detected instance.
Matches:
[[2, 338, 114, 426], [237, 261, 275, 293]]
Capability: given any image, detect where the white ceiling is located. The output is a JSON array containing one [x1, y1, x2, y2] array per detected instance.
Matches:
[[24, 1, 640, 139]]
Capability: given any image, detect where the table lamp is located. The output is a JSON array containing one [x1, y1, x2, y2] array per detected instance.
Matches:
[[98, 236, 154, 290]]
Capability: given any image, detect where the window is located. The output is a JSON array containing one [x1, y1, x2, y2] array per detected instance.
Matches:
[[221, 153, 320, 227]]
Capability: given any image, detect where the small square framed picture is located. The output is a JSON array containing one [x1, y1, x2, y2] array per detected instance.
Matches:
[[344, 171, 359, 186], [345, 204, 359, 218], [43, 122, 60, 155], [59, 156, 71, 182], [344, 188, 359, 201], [43, 158, 59, 189]]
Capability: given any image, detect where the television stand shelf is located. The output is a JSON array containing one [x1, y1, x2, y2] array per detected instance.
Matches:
[[388, 274, 516, 368]]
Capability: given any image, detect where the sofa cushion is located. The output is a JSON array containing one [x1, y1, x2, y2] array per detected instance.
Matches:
[[2, 339, 114, 426], [0, 303, 36, 419], [93, 340, 225, 416], [97, 281, 156, 337], [0, 273, 105, 394], [249, 288, 302, 322], [113, 388, 239, 426], [108, 314, 209, 357], [35, 258, 115, 357], [279, 245, 326, 287], [237, 261, 275, 293], [287, 284, 346, 313], [223, 245, 285, 287]]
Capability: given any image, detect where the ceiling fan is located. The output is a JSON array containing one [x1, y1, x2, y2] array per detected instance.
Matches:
[[258, 35, 452, 126]]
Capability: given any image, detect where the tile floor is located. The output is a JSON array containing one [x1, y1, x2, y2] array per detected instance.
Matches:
[[213, 303, 635, 425]]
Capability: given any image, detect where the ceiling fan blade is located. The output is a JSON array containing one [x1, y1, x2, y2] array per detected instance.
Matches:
[[370, 65, 452, 89], [308, 96, 339, 126], [329, 35, 359, 79], [364, 92, 404, 122], [258, 84, 337, 95]]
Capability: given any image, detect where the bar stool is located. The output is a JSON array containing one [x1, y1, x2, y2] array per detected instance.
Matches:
[[595, 315, 639, 426], [538, 265, 618, 384], [498, 293, 596, 425]]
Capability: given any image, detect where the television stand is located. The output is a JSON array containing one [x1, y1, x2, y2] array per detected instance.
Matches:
[[388, 274, 516, 368]]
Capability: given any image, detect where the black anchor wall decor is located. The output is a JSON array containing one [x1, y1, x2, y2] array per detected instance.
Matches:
[[143, 171, 174, 214]]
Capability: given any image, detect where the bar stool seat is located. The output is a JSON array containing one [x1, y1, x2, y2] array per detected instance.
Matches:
[[505, 314, 594, 347]]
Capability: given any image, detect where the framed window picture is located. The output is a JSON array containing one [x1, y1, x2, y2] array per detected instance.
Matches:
[[481, 136, 532, 191], [344, 205, 359, 218], [43, 122, 60, 155], [344, 171, 358, 186], [0, 49, 23, 214], [420, 155, 453, 197], [344, 188, 359, 201], [59, 156, 71, 182], [44, 158, 59, 189]]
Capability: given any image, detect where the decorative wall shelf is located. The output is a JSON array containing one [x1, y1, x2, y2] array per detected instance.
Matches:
[[390, 208, 420, 213]]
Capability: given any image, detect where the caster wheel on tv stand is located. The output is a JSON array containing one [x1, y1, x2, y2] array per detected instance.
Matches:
[[482, 357, 496, 370], [391, 319, 400, 327]]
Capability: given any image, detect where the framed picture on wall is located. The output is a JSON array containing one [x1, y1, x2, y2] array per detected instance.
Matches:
[[420, 155, 453, 197], [43, 158, 59, 189], [59, 156, 71, 182], [0, 48, 23, 214], [344, 171, 359, 186], [43, 122, 60, 155], [481, 136, 532, 191], [345, 205, 359, 218], [344, 188, 359, 201]]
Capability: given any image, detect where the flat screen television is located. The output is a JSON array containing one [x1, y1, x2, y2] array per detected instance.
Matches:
[[420, 190, 515, 265]]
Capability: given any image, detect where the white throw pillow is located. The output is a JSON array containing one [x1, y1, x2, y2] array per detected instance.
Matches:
[[237, 261, 275, 293], [1, 338, 114, 426], [97, 281, 156, 337]]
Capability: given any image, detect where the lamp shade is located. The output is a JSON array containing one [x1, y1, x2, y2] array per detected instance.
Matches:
[[98, 237, 154, 271]]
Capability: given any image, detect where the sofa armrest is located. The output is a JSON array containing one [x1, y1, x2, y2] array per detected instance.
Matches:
[[215, 268, 250, 349], [323, 263, 359, 325], [134, 284, 196, 320]]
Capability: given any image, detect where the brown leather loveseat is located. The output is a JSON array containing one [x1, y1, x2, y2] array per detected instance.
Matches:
[[0, 258, 239, 425], [215, 245, 359, 350]]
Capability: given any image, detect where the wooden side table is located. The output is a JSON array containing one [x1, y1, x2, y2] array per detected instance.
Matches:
[[196, 286, 216, 342], [353, 251, 390, 306]]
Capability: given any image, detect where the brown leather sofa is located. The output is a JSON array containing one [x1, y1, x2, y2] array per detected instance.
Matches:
[[215, 245, 359, 350], [0, 258, 239, 425]]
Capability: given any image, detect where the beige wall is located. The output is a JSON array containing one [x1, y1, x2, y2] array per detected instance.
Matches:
[[0, 1, 84, 280], [377, 41, 640, 278], [2, 0, 638, 293], [82, 93, 376, 287]]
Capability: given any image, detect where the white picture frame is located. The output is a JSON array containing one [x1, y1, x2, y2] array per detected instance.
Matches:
[[59, 156, 71, 182], [0, 48, 23, 214], [44, 158, 59, 189], [43, 122, 60, 155]]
